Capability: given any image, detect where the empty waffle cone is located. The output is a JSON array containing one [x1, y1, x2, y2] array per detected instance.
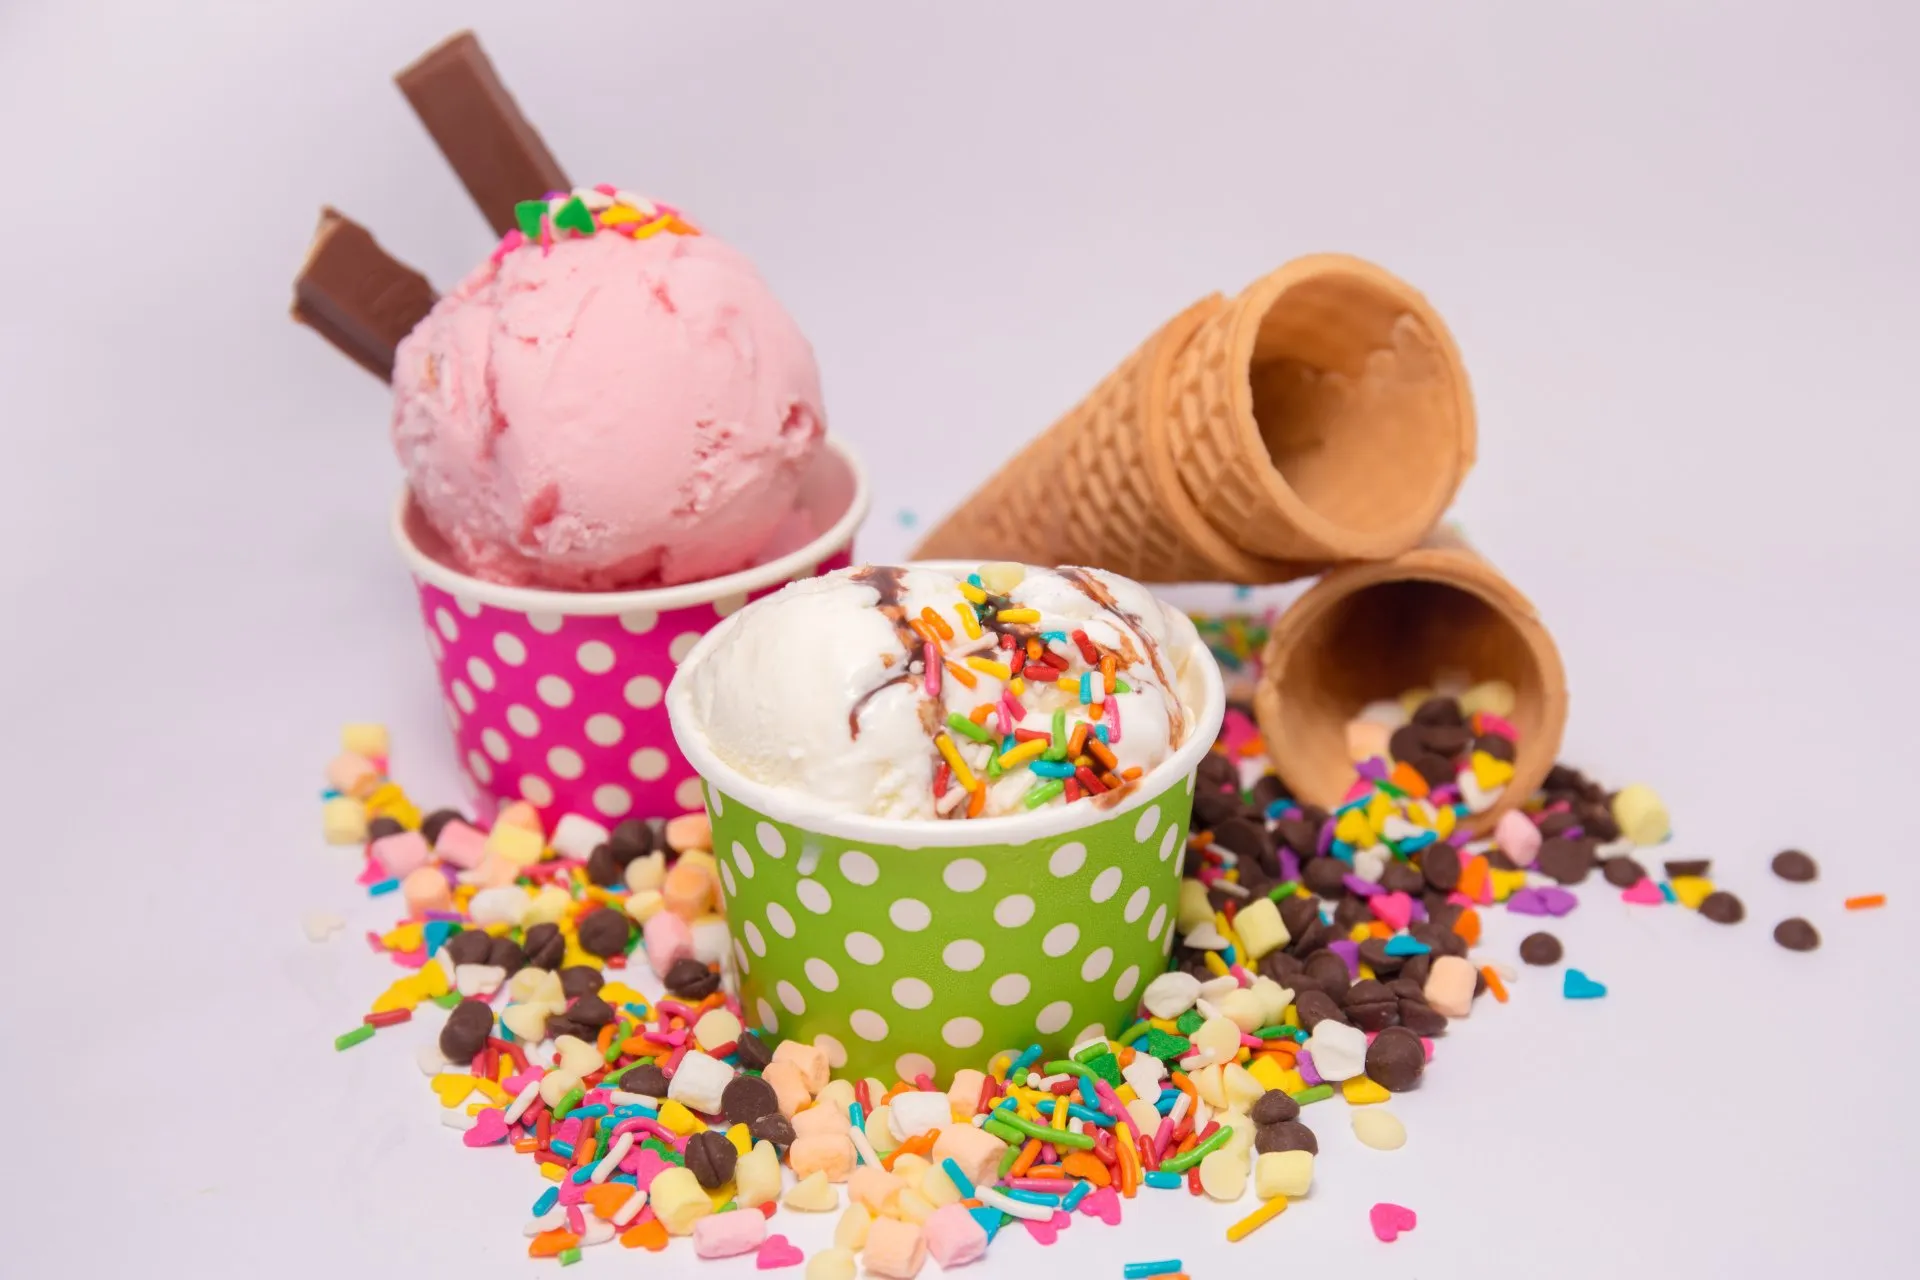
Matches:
[[1165, 254, 1476, 562], [914, 297, 1316, 584], [1253, 537, 1567, 833]]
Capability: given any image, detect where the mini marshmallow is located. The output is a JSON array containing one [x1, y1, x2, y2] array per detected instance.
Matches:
[[931, 1122, 1007, 1191], [326, 751, 380, 798], [761, 1061, 812, 1118], [1347, 719, 1392, 763], [792, 1104, 852, 1139], [625, 851, 667, 892], [887, 1091, 952, 1142], [894, 1188, 937, 1224], [1424, 954, 1478, 1019], [549, 813, 611, 861], [692, 1207, 766, 1258], [486, 822, 545, 868], [433, 820, 490, 868], [624, 888, 664, 924], [321, 796, 367, 845], [463, 854, 519, 890], [789, 1133, 856, 1183], [664, 812, 711, 852], [1142, 970, 1202, 1020], [495, 800, 542, 832], [772, 1040, 830, 1093], [371, 831, 430, 878], [1177, 878, 1214, 932], [1612, 783, 1671, 846], [922, 1202, 988, 1268], [663, 859, 714, 920], [919, 1163, 962, 1207], [1215, 987, 1269, 1033], [1460, 679, 1516, 718], [401, 866, 452, 914], [1232, 897, 1291, 961], [1304, 1019, 1367, 1082], [863, 1216, 928, 1279], [848, 1165, 906, 1213], [643, 910, 694, 978], [464, 887, 524, 926], [648, 1166, 714, 1235], [340, 722, 389, 759], [1255, 1149, 1314, 1199], [667, 1050, 734, 1115], [945, 1069, 985, 1118], [690, 915, 732, 967], [1494, 809, 1541, 866], [1250, 976, 1294, 1025], [734, 1140, 782, 1208]]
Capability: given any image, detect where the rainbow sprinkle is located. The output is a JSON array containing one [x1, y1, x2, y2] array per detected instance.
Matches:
[[497, 186, 700, 262]]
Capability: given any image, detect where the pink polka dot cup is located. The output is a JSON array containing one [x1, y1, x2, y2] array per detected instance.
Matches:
[[393, 438, 869, 827]]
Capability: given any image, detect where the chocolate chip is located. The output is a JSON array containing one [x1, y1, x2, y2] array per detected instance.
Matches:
[[1773, 916, 1820, 951], [564, 991, 614, 1029], [559, 966, 604, 999], [1364, 1026, 1426, 1091], [1576, 801, 1621, 843], [445, 929, 493, 967], [1601, 856, 1646, 888], [1408, 751, 1459, 788], [1473, 967, 1488, 997], [1210, 816, 1269, 862], [609, 819, 656, 860], [748, 1111, 797, 1148], [1250, 1089, 1299, 1124], [1292, 989, 1348, 1030], [1484, 849, 1519, 872], [1332, 895, 1372, 930], [1193, 790, 1244, 831], [1303, 951, 1351, 997], [734, 1032, 773, 1072], [420, 809, 466, 845], [585, 844, 625, 886], [666, 958, 721, 1000], [1258, 950, 1304, 985], [1253, 1120, 1318, 1155], [1301, 857, 1347, 898], [1409, 921, 1465, 959], [1387, 977, 1426, 1001], [486, 936, 526, 975], [1388, 724, 1429, 765], [1418, 723, 1472, 759], [1518, 932, 1563, 965], [438, 997, 493, 1063], [1771, 850, 1818, 883], [1411, 696, 1465, 727], [618, 1064, 669, 1096], [1537, 837, 1596, 885], [521, 922, 565, 970], [1474, 733, 1517, 763], [721, 1075, 781, 1125], [1664, 859, 1711, 880], [1250, 775, 1288, 811], [367, 816, 404, 841], [1273, 819, 1321, 858], [1379, 862, 1426, 897], [1701, 891, 1745, 925], [1278, 895, 1322, 941], [576, 907, 632, 958], [1196, 752, 1239, 796], [1397, 999, 1448, 1036], [684, 1130, 738, 1188], [1420, 843, 1461, 893], [1355, 939, 1404, 981], [1397, 954, 1432, 987], [1341, 978, 1400, 1031], [1289, 917, 1337, 959], [1536, 811, 1580, 839]]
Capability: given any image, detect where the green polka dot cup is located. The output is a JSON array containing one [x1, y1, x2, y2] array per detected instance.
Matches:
[[667, 598, 1226, 1080]]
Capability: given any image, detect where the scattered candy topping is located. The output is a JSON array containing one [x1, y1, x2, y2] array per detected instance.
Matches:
[[500, 186, 700, 261], [1369, 1201, 1417, 1243]]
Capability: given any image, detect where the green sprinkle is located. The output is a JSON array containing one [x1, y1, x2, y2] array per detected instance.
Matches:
[[990, 1106, 1096, 1149], [1265, 880, 1301, 902], [605, 1024, 632, 1064], [552, 195, 596, 236], [1023, 779, 1065, 809], [1118, 1020, 1152, 1047], [997, 1141, 1022, 1177], [1084, 1051, 1124, 1088], [983, 1118, 1025, 1146], [1143, 1029, 1190, 1060], [1114, 679, 1131, 693], [947, 713, 994, 744], [1251, 1025, 1293, 1041], [1174, 1010, 1206, 1035], [1290, 1084, 1334, 1106], [432, 991, 463, 1009], [717, 1200, 736, 1214], [557, 1246, 582, 1266], [1043, 1059, 1094, 1078], [1047, 709, 1068, 759], [986, 750, 1004, 781], [514, 200, 549, 239], [1159, 1123, 1234, 1173], [552, 1087, 585, 1121], [333, 1024, 375, 1051]]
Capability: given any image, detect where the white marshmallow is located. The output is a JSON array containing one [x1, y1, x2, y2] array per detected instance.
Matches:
[[667, 1050, 735, 1115], [550, 814, 612, 861], [887, 1091, 953, 1141], [1142, 971, 1202, 1019]]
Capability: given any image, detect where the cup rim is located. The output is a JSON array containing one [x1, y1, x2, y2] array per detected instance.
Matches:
[[390, 436, 871, 616], [667, 563, 1228, 848]]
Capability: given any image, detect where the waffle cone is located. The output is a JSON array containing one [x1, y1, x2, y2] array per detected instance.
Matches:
[[1166, 254, 1476, 562], [914, 297, 1316, 584], [1253, 536, 1567, 834]]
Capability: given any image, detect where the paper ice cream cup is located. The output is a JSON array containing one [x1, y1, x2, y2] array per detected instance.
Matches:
[[393, 436, 870, 827], [667, 594, 1227, 1080]]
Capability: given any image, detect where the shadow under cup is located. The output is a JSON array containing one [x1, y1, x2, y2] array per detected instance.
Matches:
[[392, 437, 869, 827]]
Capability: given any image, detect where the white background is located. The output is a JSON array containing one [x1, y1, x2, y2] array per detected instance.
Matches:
[[3, 1, 1916, 1276]]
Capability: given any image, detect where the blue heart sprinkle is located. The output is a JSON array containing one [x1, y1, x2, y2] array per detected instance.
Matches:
[[1563, 968, 1608, 999]]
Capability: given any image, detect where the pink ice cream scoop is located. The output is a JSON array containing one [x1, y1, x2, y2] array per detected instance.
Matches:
[[391, 194, 825, 590]]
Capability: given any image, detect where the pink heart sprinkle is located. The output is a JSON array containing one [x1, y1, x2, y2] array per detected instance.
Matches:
[[624, 1148, 674, 1190], [1621, 877, 1664, 905], [462, 1108, 508, 1147], [756, 1234, 804, 1269], [1021, 1210, 1073, 1245], [1370, 1202, 1417, 1242], [503, 1069, 540, 1095], [1370, 892, 1413, 931], [1077, 1185, 1122, 1226]]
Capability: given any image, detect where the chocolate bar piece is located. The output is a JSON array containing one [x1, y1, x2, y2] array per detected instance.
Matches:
[[291, 208, 438, 381], [396, 29, 570, 236]]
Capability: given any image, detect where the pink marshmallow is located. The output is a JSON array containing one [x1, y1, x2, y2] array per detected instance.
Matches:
[[326, 751, 379, 798], [692, 1208, 767, 1259], [923, 1203, 988, 1269], [401, 866, 452, 914], [433, 820, 490, 869], [787, 1134, 856, 1183], [643, 909, 694, 977], [371, 831, 430, 878], [863, 1217, 928, 1279], [1495, 809, 1542, 867]]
